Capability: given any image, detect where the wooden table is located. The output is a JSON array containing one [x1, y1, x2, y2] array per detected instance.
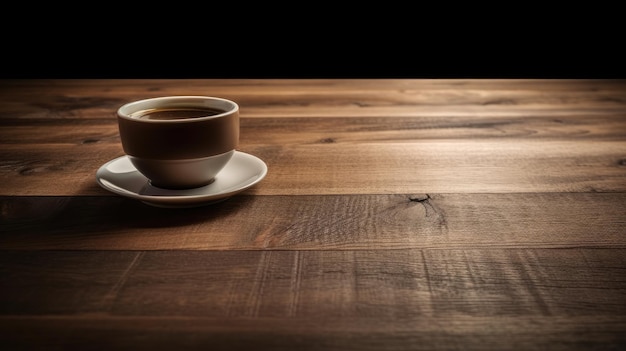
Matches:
[[1, 79, 625, 350]]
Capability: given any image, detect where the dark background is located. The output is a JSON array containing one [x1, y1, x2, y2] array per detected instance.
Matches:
[[3, 7, 623, 79]]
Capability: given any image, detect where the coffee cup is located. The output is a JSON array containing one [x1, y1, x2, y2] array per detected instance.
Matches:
[[117, 96, 239, 189]]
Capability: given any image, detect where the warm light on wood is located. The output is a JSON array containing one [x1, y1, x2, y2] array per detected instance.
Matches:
[[1, 79, 625, 350]]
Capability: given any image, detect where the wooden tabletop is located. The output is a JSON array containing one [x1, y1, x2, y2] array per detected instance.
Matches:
[[1, 79, 625, 350]]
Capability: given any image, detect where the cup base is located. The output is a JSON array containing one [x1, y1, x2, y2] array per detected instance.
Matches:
[[128, 150, 235, 190]]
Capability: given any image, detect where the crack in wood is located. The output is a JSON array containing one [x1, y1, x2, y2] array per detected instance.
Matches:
[[409, 194, 431, 203]]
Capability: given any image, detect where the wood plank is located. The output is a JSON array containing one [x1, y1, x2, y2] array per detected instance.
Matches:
[[0, 249, 624, 350], [1, 79, 625, 120], [3, 114, 626, 145], [240, 115, 626, 143], [3, 79, 626, 100], [1, 194, 624, 250], [2, 139, 625, 196], [1, 249, 624, 317], [253, 140, 626, 194], [1, 315, 625, 351]]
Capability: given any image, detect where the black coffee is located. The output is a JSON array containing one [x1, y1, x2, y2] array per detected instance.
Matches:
[[131, 107, 224, 120]]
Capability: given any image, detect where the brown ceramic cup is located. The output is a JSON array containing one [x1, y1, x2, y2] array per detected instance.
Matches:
[[117, 96, 239, 189]]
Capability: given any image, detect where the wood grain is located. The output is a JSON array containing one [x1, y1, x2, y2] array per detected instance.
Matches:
[[3, 79, 626, 197], [1, 249, 625, 317], [1, 249, 624, 350], [2, 79, 626, 119], [2, 139, 625, 195], [1, 193, 624, 250], [2, 315, 624, 351], [1, 79, 625, 350], [3, 115, 626, 145]]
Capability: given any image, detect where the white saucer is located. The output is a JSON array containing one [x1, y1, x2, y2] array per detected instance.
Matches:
[[96, 151, 267, 208]]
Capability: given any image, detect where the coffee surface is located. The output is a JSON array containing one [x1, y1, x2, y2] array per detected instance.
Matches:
[[131, 107, 224, 120]]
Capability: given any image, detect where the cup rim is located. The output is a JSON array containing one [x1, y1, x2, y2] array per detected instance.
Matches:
[[117, 96, 239, 123]]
